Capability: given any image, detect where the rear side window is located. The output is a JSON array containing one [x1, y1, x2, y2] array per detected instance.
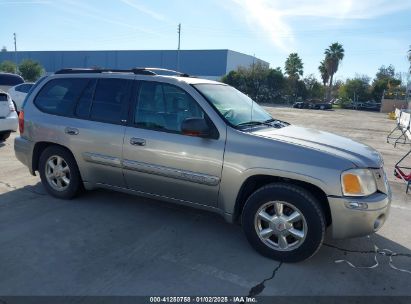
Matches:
[[89, 78, 130, 124], [75, 79, 96, 119], [34, 78, 89, 116], [0, 94, 8, 101]]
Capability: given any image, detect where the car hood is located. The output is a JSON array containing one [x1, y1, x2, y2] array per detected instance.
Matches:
[[251, 125, 382, 168]]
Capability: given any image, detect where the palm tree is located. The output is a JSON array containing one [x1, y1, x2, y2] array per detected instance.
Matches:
[[324, 42, 344, 100], [318, 60, 329, 86], [285, 53, 303, 79], [285, 53, 303, 101], [318, 60, 329, 100]]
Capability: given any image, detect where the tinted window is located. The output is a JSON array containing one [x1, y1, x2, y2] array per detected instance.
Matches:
[[34, 78, 89, 116], [135, 82, 204, 133], [90, 78, 129, 124], [75, 79, 96, 118], [22, 76, 48, 109], [0, 94, 8, 101], [0, 73, 24, 86], [15, 83, 33, 93]]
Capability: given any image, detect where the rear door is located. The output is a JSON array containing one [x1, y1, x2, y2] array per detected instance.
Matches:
[[33, 75, 131, 187], [122, 80, 225, 207]]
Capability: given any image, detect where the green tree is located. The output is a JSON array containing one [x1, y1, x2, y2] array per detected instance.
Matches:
[[0, 60, 17, 73], [339, 75, 372, 102], [284, 53, 303, 80], [1, 46, 7, 52], [221, 63, 286, 103], [371, 65, 402, 101], [18, 59, 44, 81], [318, 60, 329, 87], [284, 53, 303, 100], [304, 74, 324, 99], [324, 42, 345, 100]]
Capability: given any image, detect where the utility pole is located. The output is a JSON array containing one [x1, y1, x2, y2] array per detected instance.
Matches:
[[177, 23, 181, 71], [13, 33, 18, 73]]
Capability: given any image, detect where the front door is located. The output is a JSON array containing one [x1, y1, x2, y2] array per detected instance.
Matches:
[[123, 81, 225, 207]]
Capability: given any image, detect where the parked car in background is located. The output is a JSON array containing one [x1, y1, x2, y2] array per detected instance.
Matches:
[[0, 73, 24, 93], [309, 99, 332, 110], [0, 90, 18, 141], [8, 82, 34, 112], [293, 101, 311, 109], [357, 101, 381, 112], [15, 68, 391, 262]]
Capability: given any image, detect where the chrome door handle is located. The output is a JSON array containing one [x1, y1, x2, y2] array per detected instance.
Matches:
[[65, 127, 79, 135], [130, 138, 146, 146]]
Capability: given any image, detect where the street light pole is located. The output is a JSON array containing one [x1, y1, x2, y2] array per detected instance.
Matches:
[[177, 23, 181, 71], [13, 33, 18, 73]]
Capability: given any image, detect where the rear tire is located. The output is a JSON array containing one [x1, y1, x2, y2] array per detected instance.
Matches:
[[0, 131, 11, 141], [242, 183, 325, 263], [39, 146, 83, 199]]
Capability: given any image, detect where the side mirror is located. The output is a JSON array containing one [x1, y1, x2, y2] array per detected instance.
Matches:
[[181, 118, 210, 137]]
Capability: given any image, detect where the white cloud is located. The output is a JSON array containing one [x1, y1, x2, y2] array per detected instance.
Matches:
[[228, 0, 411, 52], [119, 0, 165, 21]]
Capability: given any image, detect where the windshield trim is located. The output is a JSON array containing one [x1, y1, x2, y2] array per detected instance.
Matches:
[[191, 83, 274, 130]]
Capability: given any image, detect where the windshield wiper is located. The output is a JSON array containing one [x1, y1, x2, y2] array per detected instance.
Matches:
[[235, 120, 274, 128], [235, 119, 289, 129]]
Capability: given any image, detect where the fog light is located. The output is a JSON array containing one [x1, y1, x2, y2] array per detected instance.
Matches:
[[344, 201, 368, 210], [374, 214, 385, 231]]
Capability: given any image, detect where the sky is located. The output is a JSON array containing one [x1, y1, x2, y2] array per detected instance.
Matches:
[[1, 0, 411, 82]]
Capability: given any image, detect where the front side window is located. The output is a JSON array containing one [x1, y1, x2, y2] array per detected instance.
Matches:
[[194, 84, 272, 127], [34, 78, 89, 116], [135, 82, 205, 133]]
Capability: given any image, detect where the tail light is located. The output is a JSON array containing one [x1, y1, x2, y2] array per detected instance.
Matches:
[[19, 110, 24, 134], [8, 100, 16, 112]]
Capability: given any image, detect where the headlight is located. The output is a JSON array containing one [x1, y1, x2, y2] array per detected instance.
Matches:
[[341, 169, 377, 197]]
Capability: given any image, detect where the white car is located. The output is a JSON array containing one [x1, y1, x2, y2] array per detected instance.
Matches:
[[0, 90, 18, 141], [8, 82, 34, 111]]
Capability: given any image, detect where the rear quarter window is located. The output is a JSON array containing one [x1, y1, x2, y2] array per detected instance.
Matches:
[[34, 78, 89, 116], [15, 83, 33, 93]]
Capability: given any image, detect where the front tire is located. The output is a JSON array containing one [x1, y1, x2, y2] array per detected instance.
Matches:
[[39, 146, 83, 199], [242, 183, 325, 262]]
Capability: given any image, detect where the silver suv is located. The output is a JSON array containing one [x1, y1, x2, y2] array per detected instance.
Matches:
[[14, 68, 391, 262]]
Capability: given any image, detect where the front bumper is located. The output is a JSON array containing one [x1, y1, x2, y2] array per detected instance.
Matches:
[[14, 136, 35, 175], [0, 112, 18, 132], [329, 191, 391, 239]]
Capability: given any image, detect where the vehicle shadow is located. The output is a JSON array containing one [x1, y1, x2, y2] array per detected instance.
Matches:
[[0, 183, 410, 296]]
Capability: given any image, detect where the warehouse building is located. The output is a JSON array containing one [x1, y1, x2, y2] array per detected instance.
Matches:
[[0, 49, 268, 80]]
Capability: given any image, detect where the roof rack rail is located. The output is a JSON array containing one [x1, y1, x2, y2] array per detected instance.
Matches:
[[135, 68, 190, 77], [54, 68, 190, 77]]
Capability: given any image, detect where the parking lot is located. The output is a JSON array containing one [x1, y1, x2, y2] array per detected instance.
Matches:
[[0, 107, 410, 298]]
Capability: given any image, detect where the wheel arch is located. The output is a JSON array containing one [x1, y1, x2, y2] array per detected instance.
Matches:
[[233, 174, 332, 227], [32, 141, 78, 175]]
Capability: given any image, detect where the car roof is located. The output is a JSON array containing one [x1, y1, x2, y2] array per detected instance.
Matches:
[[51, 68, 225, 86]]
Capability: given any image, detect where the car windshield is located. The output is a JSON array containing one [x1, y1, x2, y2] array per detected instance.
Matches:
[[194, 84, 273, 128]]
